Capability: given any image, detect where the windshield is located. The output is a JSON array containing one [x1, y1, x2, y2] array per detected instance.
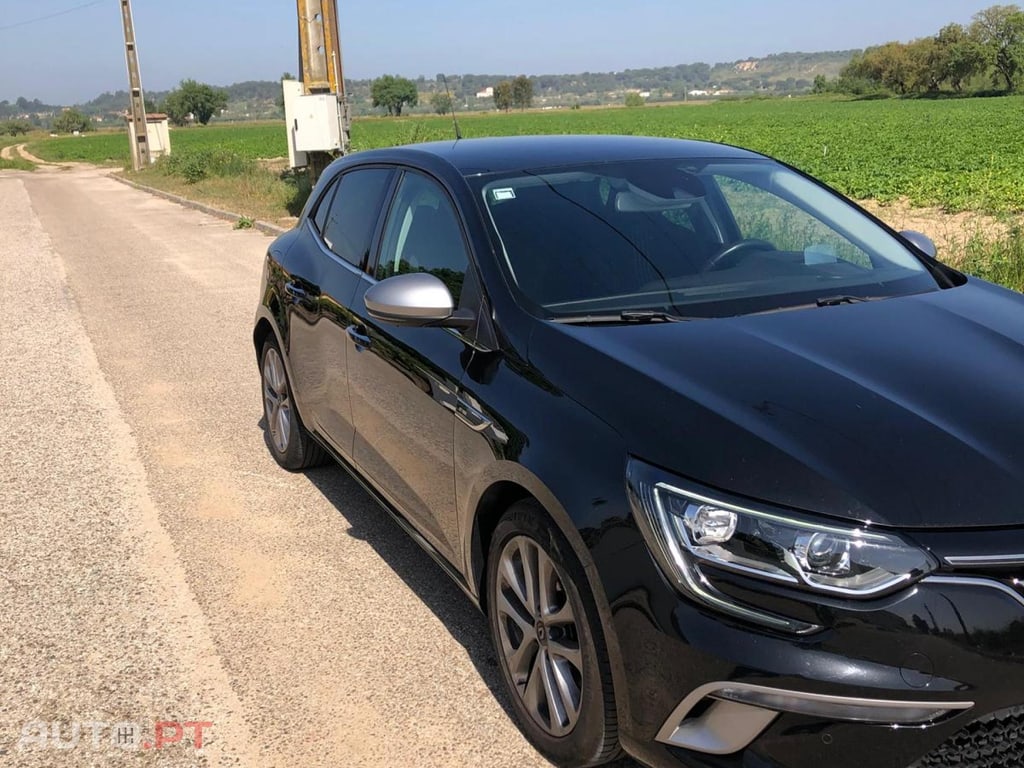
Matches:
[[473, 158, 939, 319]]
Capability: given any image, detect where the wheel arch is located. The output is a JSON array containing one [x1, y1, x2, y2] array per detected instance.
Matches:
[[466, 462, 634, 744]]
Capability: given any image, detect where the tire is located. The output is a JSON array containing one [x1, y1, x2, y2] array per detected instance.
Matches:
[[259, 337, 328, 471], [486, 499, 620, 767]]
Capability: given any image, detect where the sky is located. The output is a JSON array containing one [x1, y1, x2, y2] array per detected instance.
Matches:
[[0, 0, 998, 105]]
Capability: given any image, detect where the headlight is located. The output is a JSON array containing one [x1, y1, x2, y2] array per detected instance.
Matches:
[[628, 461, 935, 632]]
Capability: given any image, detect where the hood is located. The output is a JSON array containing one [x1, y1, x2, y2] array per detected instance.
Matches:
[[529, 280, 1024, 529]]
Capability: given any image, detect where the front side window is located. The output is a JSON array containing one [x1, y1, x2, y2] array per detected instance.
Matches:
[[317, 168, 393, 268], [376, 172, 469, 304], [475, 159, 939, 319]]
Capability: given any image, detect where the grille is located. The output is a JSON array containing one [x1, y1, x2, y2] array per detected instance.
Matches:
[[914, 706, 1024, 768]]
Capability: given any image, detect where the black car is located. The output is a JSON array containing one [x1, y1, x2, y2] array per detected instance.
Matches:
[[253, 135, 1024, 768]]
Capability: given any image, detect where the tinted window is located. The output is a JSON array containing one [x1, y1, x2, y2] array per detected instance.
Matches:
[[313, 183, 337, 234], [376, 172, 469, 304], [475, 159, 937, 319], [319, 168, 393, 268]]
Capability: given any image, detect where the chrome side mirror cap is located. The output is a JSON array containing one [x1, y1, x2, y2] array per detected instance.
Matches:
[[364, 272, 472, 329], [900, 230, 938, 260]]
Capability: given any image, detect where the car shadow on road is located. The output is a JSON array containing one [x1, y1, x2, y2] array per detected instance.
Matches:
[[300, 461, 643, 768]]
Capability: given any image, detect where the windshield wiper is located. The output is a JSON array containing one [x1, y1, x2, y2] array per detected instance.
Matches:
[[551, 310, 689, 325], [815, 295, 873, 307]]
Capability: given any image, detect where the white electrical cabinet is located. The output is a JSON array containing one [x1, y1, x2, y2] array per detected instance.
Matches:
[[283, 79, 346, 168]]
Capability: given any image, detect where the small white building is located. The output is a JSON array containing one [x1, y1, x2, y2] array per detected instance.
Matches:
[[127, 113, 171, 164], [476, 86, 494, 99]]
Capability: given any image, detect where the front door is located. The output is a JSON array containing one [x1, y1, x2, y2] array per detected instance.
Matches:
[[347, 170, 474, 562]]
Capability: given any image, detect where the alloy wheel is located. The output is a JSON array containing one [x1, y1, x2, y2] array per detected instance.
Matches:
[[494, 535, 584, 738], [262, 347, 292, 454]]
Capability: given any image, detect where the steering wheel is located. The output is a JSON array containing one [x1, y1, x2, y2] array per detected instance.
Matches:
[[701, 239, 776, 273]]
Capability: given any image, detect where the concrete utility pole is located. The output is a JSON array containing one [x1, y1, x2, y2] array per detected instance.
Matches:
[[284, 0, 351, 180], [120, 0, 150, 170]]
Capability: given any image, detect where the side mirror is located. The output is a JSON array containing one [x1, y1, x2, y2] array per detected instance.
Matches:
[[900, 230, 938, 260], [364, 272, 473, 329]]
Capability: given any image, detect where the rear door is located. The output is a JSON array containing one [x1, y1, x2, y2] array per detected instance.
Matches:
[[298, 166, 395, 457], [347, 170, 475, 562]]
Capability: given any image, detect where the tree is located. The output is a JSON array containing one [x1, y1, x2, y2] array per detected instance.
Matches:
[[52, 108, 91, 134], [512, 75, 534, 110], [624, 91, 645, 107], [906, 37, 943, 93], [844, 42, 915, 93], [971, 4, 1024, 91], [493, 80, 513, 112], [0, 119, 31, 136], [371, 75, 418, 116], [162, 79, 228, 126], [935, 23, 988, 91], [431, 91, 453, 115]]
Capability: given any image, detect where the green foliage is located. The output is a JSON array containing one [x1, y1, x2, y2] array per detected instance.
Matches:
[[493, 80, 513, 112], [959, 225, 1024, 291], [971, 4, 1024, 90], [162, 80, 229, 126], [624, 91, 646, 107], [371, 75, 418, 116], [235, 216, 255, 230], [28, 123, 286, 167], [831, 5, 1024, 95], [158, 147, 254, 184], [431, 91, 453, 115], [0, 119, 31, 136], [937, 24, 989, 92], [0, 157, 35, 172], [347, 96, 1024, 214], [52, 108, 92, 134], [511, 75, 534, 110]]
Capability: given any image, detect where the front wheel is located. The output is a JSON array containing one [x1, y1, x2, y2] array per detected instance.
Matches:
[[487, 500, 620, 767]]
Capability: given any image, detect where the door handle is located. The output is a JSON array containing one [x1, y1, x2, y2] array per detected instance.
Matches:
[[285, 281, 319, 303], [347, 325, 372, 351]]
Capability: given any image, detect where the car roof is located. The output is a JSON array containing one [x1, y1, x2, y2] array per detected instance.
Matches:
[[352, 134, 766, 176]]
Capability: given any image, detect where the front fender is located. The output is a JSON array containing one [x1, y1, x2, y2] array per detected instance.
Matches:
[[455, 352, 635, 732]]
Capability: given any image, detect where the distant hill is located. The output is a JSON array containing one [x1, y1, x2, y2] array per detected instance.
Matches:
[[2, 50, 857, 124]]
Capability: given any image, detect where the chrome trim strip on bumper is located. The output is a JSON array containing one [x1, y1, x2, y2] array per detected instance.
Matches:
[[924, 575, 1024, 607], [944, 554, 1024, 568], [656, 681, 974, 755]]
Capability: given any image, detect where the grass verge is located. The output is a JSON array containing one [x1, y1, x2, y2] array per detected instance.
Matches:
[[125, 147, 311, 228], [955, 227, 1024, 292], [0, 157, 36, 172]]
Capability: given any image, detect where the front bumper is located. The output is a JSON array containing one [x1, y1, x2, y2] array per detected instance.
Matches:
[[600, 539, 1024, 768]]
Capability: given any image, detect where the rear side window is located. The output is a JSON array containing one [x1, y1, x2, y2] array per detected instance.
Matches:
[[316, 168, 393, 269]]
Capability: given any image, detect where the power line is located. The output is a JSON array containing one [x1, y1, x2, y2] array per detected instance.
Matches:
[[0, 0, 105, 32]]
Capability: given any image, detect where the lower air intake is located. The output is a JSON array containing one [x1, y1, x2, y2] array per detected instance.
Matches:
[[914, 706, 1024, 768]]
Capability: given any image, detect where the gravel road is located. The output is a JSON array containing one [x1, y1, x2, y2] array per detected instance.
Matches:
[[0, 165, 567, 767]]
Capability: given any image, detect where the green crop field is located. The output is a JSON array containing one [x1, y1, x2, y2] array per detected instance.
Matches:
[[25, 96, 1024, 213], [26, 122, 286, 166]]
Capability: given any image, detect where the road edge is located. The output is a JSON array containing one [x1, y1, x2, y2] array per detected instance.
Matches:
[[109, 173, 288, 237]]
